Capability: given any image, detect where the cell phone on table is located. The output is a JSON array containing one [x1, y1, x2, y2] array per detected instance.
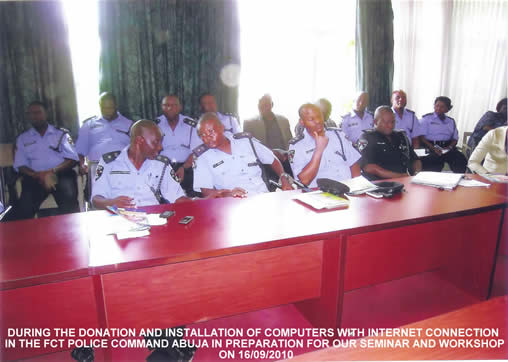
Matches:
[[178, 216, 194, 224], [160, 210, 175, 219]]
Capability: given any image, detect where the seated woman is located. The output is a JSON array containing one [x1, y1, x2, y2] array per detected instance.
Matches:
[[419, 96, 467, 173], [466, 98, 507, 159], [468, 126, 508, 175]]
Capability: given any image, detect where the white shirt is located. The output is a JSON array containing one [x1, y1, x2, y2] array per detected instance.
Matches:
[[156, 114, 201, 163], [92, 147, 185, 206], [340, 111, 374, 143], [217, 112, 241, 134], [14, 125, 78, 172], [289, 128, 361, 187], [193, 134, 275, 195], [75, 112, 133, 162], [392, 108, 422, 144]]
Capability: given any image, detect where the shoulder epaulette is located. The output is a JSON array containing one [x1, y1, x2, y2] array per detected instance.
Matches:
[[422, 112, 433, 118], [153, 118, 161, 124], [366, 110, 373, 115], [102, 150, 121, 164], [288, 133, 304, 145], [341, 113, 350, 119], [225, 112, 238, 118], [183, 117, 197, 128], [57, 127, 70, 134], [363, 128, 376, 135], [325, 126, 340, 131], [82, 116, 96, 123], [233, 131, 253, 139], [192, 144, 209, 158], [155, 154, 170, 165], [406, 109, 415, 114]]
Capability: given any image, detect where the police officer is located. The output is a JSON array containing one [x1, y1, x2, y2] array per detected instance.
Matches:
[[419, 96, 467, 173], [358, 106, 422, 180], [193, 113, 293, 198], [199, 93, 241, 134], [295, 98, 337, 136], [92, 120, 189, 209], [75, 92, 133, 176], [289, 103, 361, 187], [391, 89, 423, 147], [11, 101, 79, 220], [155, 95, 201, 195], [340, 92, 374, 146]]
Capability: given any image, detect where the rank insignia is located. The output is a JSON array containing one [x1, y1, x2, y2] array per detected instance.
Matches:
[[288, 150, 295, 163], [95, 165, 104, 181], [358, 138, 368, 152]]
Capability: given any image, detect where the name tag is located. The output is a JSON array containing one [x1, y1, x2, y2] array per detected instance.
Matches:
[[247, 162, 258, 167], [91, 124, 104, 129], [110, 171, 130, 174], [213, 160, 224, 168], [377, 142, 386, 145], [305, 148, 315, 154], [349, 122, 358, 127], [430, 122, 441, 125]]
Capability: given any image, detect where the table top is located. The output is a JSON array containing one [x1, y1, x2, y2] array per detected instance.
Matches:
[[2, 176, 508, 289], [287, 295, 508, 361]]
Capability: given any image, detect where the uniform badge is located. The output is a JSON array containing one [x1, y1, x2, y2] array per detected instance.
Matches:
[[67, 134, 74, 146], [288, 150, 295, 163], [358, 138, 368, 152], [95, 165, 104, 181]]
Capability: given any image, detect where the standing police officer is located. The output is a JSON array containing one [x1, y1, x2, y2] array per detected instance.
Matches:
[[419, 96, 467, 173], [391, 90, 423, 148], [289, 103, 361, 187], [193, 113, 293, 198], [340, 92, 374, 146], [358, 106, 422, 180], [199, 93, 241, 134], [11, 101, 79, 219]]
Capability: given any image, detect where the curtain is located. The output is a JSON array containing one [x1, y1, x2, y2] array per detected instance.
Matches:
[[98, 0, 240, 121], [392, 0, 507, 142], [0, 1, 78, 143], [355, 0, 394, 110]]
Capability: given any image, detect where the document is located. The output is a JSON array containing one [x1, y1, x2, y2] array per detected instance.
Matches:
[[340, 176, 378, 195], [411, 172, 463, 190], [481, 174, 508, 183], [294, 190, 350, 210]]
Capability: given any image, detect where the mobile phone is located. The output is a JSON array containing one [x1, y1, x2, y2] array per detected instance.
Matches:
[[178, 216, 194, 224], [160, 210, 175, 219]]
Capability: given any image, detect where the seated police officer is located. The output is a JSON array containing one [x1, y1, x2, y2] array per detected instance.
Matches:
[[358, 106, 422, 180], [199, 93, 241, 134], [11, 101, 79, 220], [92, 120, 189, 209], [155, 95, 200, 195], [289, 103, 361, 187], [340, 92, 374, 147], [193, 112, 293, 198], [419, 96, 467, 173]]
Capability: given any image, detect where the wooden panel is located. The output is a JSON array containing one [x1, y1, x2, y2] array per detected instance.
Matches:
[[0, 277, 99, 360], [344, 211, 501, 297], [500, 209, 508, 256], [102, 241, 323, 329], [296, 236, 344, 329], [287, 296, 508, 361]]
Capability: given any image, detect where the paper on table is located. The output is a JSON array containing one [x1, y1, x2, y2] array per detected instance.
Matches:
[[146, 213, 168, 226], [294, 190, 349, 210], [458, 179, 490, 187], [414, 149, 428, 157], [340, 176, 378, 195], [411, 171, 463, 190], [116, 229, 150, 240], [481, 174, 508, 183]]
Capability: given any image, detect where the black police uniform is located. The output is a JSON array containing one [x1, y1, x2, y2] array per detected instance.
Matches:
[[358, 129, 419, 180]]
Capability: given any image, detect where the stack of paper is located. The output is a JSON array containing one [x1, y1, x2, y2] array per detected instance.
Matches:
[[411, 172, 463, 190], [481, 174, 508, 183], [294, 191, 349, 210], [340, 176, 378, 195]]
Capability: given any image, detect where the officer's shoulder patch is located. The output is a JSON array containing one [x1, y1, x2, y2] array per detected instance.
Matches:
[[288, 149, 295, 163], [95, 164, 104, 181], [155, 154, 170, 165], [288, 133, 304, 145], [169, 168, 179, 182], [102, 150, 121, 164], [192, 144, 209, 158], [233, 131, 252, 139], [421, 112, 433, 118], [57, 127, 70, 134], [357, 138, 369, 152], [183, 117, 197, 128], [153, 118, 161, 124]]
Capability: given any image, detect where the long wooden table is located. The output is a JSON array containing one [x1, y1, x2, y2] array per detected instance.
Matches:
[[1, 176, 507, 360]]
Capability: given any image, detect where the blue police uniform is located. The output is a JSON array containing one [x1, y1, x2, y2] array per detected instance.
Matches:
[[217, 112, 241, 134], [392, 107, 423, 145], [288, 128, 361, 187], [340, 111, 374, 144], [13, 124, 79, 219], [75, 112, 133, 162], [92, 147, 185, 207], [193, 133, 275, 195], [419, 112, 467, 172]]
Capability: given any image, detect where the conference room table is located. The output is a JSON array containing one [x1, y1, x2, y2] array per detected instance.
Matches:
[[1, 176, 507, 360]]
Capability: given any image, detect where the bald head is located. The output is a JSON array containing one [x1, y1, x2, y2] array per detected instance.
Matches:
[[353, 92, 368, 113], [373, 106, 395, 136], [99, 92, 118, 121], [391, 90, 407, 110], [299, 103, 325, 136], [130, 119, 161, 143], [198, 112, 226, 148]]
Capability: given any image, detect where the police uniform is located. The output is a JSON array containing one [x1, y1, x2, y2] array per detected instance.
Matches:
[[75, 112, 133, 162], [92, 147, 185, 206], [392, 107, 422, 145], [288, 128, 361, 187], [419, 112, 467, 172], [193, 133, 275, 195], [155, 114, 201, 196], [358, 129, 419, 180], [13, 124, 79, 219], [217, 112, 241, 134], [340, 111, 374, 144]]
